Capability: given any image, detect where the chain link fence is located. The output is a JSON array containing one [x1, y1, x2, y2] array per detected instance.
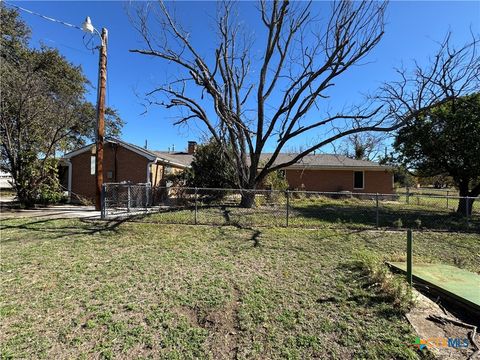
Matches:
[[101, 184, 479, 232]]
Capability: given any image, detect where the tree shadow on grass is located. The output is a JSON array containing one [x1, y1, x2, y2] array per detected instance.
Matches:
[[0, 217, 129, 242], [292, 203, 479, 232]]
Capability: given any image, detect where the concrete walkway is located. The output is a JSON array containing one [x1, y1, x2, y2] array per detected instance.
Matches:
[[0, 204, 100, 219]]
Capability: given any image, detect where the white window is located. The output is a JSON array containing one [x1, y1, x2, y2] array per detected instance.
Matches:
[[353, 171, 364, 189], [90, 156, 95, 175]]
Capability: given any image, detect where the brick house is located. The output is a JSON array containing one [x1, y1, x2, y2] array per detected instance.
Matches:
[[60, 138, 191, 202], [61, 138, 393, 201], [265, 153, 393, 194]]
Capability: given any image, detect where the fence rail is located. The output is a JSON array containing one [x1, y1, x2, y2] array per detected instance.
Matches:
[[101, 184, 479, 232]]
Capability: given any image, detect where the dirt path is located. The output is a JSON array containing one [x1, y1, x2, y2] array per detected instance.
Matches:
[[0, 204, 100, 220]]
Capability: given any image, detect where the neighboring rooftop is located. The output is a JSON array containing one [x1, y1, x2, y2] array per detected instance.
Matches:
[[152, 151, 194, 168]]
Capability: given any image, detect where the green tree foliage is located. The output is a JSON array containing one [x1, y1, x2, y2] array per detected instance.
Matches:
[[263, 170, 288, 191], [379, 155, 415, 188], [0, 5, 123, 205], [185, 140, 237, 189], [393, 93, 480, 214]]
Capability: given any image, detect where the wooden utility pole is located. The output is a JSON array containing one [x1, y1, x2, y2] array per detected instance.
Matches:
[[95, 28, 108, 211]]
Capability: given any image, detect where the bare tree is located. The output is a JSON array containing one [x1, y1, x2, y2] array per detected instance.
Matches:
[[130, 1, 479, 207], [378, 31, 479, 130], [338, 133, 386, 161]]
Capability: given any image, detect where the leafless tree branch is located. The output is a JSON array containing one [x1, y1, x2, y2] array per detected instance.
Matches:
[[129, 0, 478, 205]]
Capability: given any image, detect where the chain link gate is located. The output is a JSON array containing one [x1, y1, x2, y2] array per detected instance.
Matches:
[[101, 183, 152, 218]]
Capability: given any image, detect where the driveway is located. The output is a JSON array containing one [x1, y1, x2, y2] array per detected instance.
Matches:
[[0, 204, 100, 219]]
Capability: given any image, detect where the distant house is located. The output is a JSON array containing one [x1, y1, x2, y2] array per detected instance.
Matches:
[[0, 171, 13, 189], [60, 138, 393, 201]]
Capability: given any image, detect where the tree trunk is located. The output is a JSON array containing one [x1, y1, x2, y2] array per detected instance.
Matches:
[[456, 197, 473, 217], [240, 190, 256, 208], [16, 187, 35, 208], [456, 182, 476, 216]]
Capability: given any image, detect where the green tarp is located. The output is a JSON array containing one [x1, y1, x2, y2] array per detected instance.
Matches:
[[388, 262, 480, 312]]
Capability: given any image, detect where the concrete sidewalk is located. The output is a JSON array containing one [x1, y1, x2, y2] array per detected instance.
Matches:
[[0, 204, 100, 219]]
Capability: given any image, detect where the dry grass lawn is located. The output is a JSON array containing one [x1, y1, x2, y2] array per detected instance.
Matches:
[[1, 217, 479, 359]]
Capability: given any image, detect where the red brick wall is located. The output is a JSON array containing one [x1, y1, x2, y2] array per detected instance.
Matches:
[[70, 144, 151, 201], [285, 169, 393, 194]]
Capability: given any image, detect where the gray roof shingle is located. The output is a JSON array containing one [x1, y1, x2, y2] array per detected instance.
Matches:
[[63, 138, 387, 170], [153, 151, 194, 167], [259, 153, 385, 168], [153, 151, 387, 169]]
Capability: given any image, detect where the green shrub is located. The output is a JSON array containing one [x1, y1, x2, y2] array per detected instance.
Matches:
[[392, 218, 403, 229], [37, 185, 66, 205], [414, 219, 422, 229], [36, 159, 66, 205], [254, 195, 266, 207], [264, 170, 289, 191]]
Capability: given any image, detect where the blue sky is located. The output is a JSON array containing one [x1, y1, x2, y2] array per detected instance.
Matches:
[[9, 1, 480, 154]]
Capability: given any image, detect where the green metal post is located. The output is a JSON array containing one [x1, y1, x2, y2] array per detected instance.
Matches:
[[375, 193, 379, 228], [407, 229, 413, 286]]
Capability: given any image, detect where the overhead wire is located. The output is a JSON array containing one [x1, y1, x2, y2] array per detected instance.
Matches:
[[4, 2, 83, 31], [4, 2, 100, 52], [5, 1, 110, 114]]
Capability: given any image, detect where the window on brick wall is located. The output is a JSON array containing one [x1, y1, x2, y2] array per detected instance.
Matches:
[[353, 171, 364, 189], [90, 156, 95, 175]]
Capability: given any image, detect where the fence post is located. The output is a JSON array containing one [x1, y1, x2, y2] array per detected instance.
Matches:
[[194, 187, 198, 225], [375, 193, 379, 228], [127, 184, 131, 213], [466, 196, 470, 227], [407, 229, 413, 286], [446, 190, 449, 209], [406, 187, 410, 205], [286, 190, 290, 227], [145, 183, 150, 208], [101, 184, 106, 219]]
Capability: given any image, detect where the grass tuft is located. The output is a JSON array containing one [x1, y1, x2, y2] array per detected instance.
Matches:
[[352, 250, 414, 313]]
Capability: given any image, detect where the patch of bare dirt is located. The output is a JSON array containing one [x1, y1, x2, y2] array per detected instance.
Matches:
[[173, 306, 200, 327], [199, 286, 241, 359], [173, 285, 241, 359]]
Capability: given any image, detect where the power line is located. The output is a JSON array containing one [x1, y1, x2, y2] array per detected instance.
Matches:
[[4, 2, 83, 31], [5, 2, 98, 52]]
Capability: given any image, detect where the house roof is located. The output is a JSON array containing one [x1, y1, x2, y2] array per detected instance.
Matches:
[[62, 138, 389, 171], [62, 138, 156, 161], [259, 153, 388, 170], [61, 138, 190, 168], [154, 151, 388, 170], [152, 151, 194, 168]]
